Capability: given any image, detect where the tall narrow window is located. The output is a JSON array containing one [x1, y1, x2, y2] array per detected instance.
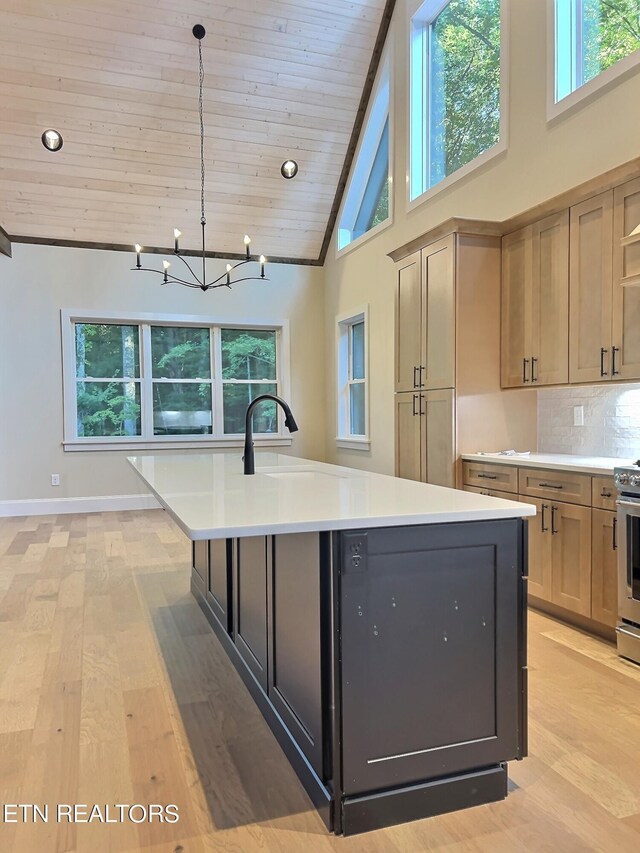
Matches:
[[338, 56, 391, 251], [410, 0, 503, 202], [337, 310, 369, 447], [554, 0, 640, 106], [221, 328, 278, 434], [151, 326, 212, 435]]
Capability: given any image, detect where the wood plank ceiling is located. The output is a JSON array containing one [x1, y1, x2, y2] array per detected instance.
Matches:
[[0, 0, 389, 262]]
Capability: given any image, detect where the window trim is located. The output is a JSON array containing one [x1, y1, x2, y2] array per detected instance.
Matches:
[[61, 309, 292, 451], [335, 46, 394, 259], [335, 306, 370, 450], [407, 0, 509, 212], [547, 0, 640, 121]]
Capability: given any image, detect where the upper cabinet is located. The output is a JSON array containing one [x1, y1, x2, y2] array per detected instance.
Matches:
[[613, 178, 640, 380], [569, 192, 614, 383], [501, 211, 569, 388], [394, 238, 455, 394]]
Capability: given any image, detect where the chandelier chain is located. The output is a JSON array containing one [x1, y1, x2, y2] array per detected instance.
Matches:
[[198, 39, 206, 226]]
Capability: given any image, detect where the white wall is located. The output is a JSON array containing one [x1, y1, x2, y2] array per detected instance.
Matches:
[[0, 244, 325, 502], [323, 0, 640, 474], [538, 384, 640, 459]]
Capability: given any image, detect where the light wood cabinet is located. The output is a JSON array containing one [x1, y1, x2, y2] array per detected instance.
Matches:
[[501, 227, 531, 388], [592, 476, 616, 512], [569, 192, 614, 383], [531, 212, 569, 385], [521, 497, 553, 603], [501, 212, 569, 388], [612, 177, 640, 380], [591, 509, 618, 628], [422, 237, 455, 390], [394, 252, 422, 392], [549, 502, 592, 617], [395, 390, 455, 487], [462, 460, 518, 493], [518, 467, 591, 507]]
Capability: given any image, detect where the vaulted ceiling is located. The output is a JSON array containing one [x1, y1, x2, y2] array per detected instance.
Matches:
[[0, 0, 390, 262]]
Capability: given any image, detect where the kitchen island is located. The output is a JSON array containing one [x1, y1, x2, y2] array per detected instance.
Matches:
[[129, 452, 535, 836]]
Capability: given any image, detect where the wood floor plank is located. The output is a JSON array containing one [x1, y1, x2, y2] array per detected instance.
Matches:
[[0, 511, 638, 852]]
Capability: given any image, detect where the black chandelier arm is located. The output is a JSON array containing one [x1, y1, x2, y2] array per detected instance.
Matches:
[[131, 267, 203, 288], [205, 275, 270, 289], [206, 257, 253, 287], [174, 252, 203, 283]]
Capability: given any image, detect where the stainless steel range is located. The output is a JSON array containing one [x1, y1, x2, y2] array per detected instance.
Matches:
[[614, 462, 640, 665]]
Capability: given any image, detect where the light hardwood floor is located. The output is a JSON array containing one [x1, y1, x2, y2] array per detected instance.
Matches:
[[0, 509, 639, 853]]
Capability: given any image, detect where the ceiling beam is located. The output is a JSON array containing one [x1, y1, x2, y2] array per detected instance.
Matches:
[[318, 0, 397, 265], [0, 225, 11, 257]]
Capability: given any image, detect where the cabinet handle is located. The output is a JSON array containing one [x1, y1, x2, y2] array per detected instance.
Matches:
[[531, 356, 538, 383], [600, 347, 608, 377], [613, 516, 618, 551], [601, 489, 612, 498], [612, 346, 620, 376], [522, 358, 530, 383], [413, 366, 419, 388], [538, 482, 563, 489], [419, 393, 425, 416], [412, 394, 418, 416], [541, 503, 549, 533], [551, 505, 558, 535], [419, 365, 425, 387], [478, 473, 498, 480]]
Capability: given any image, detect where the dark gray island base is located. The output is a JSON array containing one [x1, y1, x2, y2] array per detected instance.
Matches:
[[190, 518, 528, 836]]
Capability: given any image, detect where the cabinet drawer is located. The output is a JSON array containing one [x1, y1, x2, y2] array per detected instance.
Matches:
[[518, 468, 591, 506], [462, 461, 518, 494], [592, 476, 616, 511], [463, 485, 518, 500]]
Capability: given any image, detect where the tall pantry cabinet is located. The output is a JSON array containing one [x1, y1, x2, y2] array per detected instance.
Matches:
[[392, 224, 536, 488]]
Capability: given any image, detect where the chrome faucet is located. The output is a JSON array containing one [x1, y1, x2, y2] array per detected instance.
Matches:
[[243, 394, 298, 474]]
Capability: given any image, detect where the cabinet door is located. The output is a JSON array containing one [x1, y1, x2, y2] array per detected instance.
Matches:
[[395, 252, 422, 392], [269, 534, 324, 776], [395, 392, 422, 482], [234, 536, 269, 691], [531, 211, 569, 385], [591, 509, 618, 628], [501, 226, 532, 388], [207, 539, 232, 633], [422, 237, 455, 390], [569, 192, 613, 383], [423, 388, 455, 487], [550, 502, 592, 617], [612, 178, 640, 380], [521, 497, 552, 603]]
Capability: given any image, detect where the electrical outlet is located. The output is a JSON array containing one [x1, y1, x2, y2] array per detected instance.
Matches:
[[573, 406, 584, 427], [51, 474, 60, 486]]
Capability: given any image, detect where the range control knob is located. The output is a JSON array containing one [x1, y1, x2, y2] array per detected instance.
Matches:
[[631, 474, 640, 487], [616, 472, 629, 485]]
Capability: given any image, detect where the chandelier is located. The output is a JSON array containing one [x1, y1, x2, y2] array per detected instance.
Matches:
[[132, 25, 268, 291]]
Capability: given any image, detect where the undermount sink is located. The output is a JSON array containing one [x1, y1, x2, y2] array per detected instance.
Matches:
[[257, 466, 346, 480]]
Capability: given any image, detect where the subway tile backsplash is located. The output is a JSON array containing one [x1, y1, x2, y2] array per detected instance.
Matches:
[[537, 384, 640, 458]]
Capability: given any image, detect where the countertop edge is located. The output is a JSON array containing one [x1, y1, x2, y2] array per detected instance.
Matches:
[[460, 453, 626, 477]]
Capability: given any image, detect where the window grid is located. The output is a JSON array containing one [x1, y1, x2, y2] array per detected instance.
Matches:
[[65, 316, 285, 444], [347, 322, 366, 437]]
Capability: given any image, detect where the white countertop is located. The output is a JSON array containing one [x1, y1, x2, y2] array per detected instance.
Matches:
[[128, 452, 535, 540], [461, 452, 634, 476]]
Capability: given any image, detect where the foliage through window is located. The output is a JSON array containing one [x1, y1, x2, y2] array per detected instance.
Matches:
[[66, 316, 286, 444], [410, 0, 502, 201], [337, 311, 368, 443], [555, 0, 640, 103], [338, 56, 391, 251]]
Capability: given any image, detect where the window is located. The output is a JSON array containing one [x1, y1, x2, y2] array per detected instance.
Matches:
[[336, 309, 369, 448], [553, 0, 640, 113], [410, 0, 505, 203], [337, 54, 391, 252], [62, 311, 290, 449]]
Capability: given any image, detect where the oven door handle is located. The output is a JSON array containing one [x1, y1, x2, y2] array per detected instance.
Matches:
[[617, 499, 640, 509]]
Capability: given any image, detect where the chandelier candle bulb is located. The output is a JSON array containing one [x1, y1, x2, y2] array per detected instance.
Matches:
[[135, 244, 142, 269], [163, 260, 171, 283], [173, 229, 181, 253], [260, 255, 266, 278], [226, 263, 232, 285], [244, 234, 251, 258]]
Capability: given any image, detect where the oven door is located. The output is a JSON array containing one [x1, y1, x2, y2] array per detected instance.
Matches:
[[617, 496, 640, 625]]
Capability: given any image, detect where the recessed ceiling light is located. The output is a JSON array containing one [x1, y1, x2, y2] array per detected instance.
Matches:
[[281, 159, 299, 179], [41, 129, 63, 152]]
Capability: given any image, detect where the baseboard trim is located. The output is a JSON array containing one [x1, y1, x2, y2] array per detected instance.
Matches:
[[0, 493, 161, 518]]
